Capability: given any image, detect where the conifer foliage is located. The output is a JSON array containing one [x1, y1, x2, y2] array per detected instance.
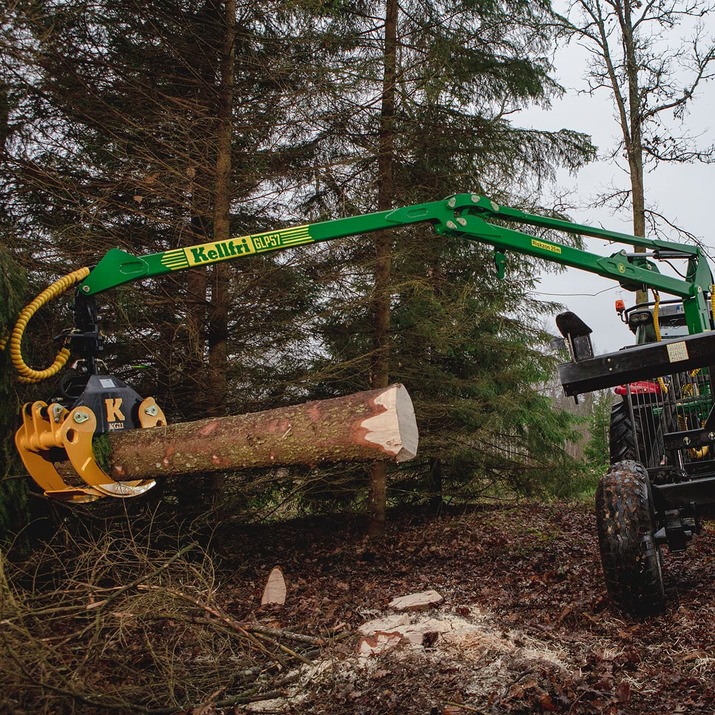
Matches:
[[0, 0, 595, 527]]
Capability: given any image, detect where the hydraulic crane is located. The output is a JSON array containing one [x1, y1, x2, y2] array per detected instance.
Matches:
[[8, 191, 715, 615]]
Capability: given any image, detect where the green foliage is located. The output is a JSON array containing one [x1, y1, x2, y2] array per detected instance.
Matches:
[[383, 234, 582, 499], [0, 0, 598, 526], [0, 245, 30, 541], [3, 0, 322, 421], [299, 0, 594, 504], [585, 390, 614, 477]]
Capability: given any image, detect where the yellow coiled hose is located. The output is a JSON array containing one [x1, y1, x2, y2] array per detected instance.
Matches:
[[5, 267, 90, 384]]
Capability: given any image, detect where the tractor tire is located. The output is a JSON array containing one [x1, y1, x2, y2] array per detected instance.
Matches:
[[609, 400, 641, 464], [595, 460, 665, 617]]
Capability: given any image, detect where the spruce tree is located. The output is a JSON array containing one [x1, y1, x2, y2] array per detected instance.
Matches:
[[0, 0, 599, 522], [1, 1, 320, 422], [299, 0, 596, 506]]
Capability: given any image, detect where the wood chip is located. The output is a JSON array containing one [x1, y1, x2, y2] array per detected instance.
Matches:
[[388, 589, 443, 611], [261, 566, 287, 606]]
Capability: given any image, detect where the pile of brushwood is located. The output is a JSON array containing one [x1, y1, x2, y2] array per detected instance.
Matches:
[[2, 500, 715, 714]]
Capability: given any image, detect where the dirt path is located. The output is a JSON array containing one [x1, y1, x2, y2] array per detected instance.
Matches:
[[218, 501, 715, 714]]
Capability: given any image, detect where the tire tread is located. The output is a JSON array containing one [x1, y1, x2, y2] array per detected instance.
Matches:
[[595, 459, 665, 616]]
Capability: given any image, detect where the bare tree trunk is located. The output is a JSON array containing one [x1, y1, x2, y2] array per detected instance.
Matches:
[[620, 0, 648, 304], [105, 384, 418, 482], [203, 0, 236, 503], [185, 213, 210, 413], [177, 173, 211, 510], [368, 0, 398, 538], [428, 457, 443, 513], [0, 78, 9, 158], [208, 0, 235, 418], [570, 0, 711, 306]]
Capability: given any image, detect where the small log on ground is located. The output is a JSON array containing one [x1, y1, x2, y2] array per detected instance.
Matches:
[[107, 383, 418, 481]]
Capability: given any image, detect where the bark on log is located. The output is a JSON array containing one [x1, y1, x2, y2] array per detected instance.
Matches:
[[107, 384, 418, 482]]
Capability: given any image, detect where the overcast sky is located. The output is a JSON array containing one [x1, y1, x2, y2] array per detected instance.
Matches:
[[520, 9, 715, 355]]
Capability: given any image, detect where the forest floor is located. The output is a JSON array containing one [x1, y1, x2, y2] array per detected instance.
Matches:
[[4, 499, 715, 714], [214, 500, 715, 715]]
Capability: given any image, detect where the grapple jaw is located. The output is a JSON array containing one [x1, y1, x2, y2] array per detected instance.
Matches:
[[15, 378, 166, 501]]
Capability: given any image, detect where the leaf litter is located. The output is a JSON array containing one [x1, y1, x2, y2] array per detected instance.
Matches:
[[4, 500, 715, 714], [217, 501, 715, 714]]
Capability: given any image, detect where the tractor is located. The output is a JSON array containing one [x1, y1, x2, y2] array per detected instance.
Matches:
[[561, 298, 715, 615]]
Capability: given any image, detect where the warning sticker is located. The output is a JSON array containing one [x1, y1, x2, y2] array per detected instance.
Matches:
[[666, 341, 689, 363]]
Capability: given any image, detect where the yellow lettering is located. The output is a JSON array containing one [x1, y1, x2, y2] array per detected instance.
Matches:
[[105, 398, 125, 422], [531, 238, 562, 255]]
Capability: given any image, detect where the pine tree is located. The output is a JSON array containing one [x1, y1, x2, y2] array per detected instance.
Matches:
[[296, 0, 595, 507], [0, 1, 331, 514], [0, 0, 597, 524], [585, 390, 613, 476], [0, 8, 31, 539], [1, 1, 321, 422]]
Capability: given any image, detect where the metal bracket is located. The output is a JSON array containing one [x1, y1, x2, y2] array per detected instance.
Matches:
[[494, 249, 506, 280]]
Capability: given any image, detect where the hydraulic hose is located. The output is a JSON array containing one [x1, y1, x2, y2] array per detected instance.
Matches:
[[651, 290, 670, 395], [5, 267, 90, 384], [652, 289, 662, 342]]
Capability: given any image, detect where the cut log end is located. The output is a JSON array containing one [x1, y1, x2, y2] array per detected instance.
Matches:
[[361, 384, 418, 462]]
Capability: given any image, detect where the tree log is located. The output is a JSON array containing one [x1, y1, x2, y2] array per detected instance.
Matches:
[[107, 384, 418, 481]]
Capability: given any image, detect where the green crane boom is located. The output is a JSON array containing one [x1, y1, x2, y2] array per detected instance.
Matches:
[[80, 192, 713, 333]]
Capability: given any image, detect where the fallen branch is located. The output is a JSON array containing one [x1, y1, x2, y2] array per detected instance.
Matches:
[[247, 622, 324, 646], [86, 542, 199, 611], [137, 584, 318, 668]]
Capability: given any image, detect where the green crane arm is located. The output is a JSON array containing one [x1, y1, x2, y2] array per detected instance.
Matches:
[[80, 192, 714, 334]]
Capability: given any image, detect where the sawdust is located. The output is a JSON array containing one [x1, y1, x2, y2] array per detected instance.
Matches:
[[243, 604, 577, 713]]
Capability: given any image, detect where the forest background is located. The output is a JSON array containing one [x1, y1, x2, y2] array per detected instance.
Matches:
[[0, 0, 709, 539]]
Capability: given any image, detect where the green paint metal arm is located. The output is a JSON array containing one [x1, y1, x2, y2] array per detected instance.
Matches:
[[79, 199, 457, 295], [79, 192, 713, 332]]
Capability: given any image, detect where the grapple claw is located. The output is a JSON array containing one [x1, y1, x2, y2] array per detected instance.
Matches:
[[15, 396, 166, 500]]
